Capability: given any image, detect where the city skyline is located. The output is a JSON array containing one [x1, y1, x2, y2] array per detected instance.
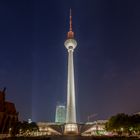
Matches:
[[0, 0, 140, 122]]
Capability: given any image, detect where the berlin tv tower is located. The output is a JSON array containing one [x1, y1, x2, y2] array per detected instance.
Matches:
[[64, 9, 78, 134]]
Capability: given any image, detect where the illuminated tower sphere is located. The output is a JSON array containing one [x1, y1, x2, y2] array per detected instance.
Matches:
[[64, 9, 78, 135]]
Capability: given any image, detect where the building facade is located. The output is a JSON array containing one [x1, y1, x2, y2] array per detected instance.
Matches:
[[0, 88, 18, 133], [55, 105, 66, 123]]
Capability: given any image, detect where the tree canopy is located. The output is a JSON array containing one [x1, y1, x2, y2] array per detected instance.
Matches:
[[105, 113, 140, 136]]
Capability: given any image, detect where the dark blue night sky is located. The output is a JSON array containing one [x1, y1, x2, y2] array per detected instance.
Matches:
[[0, 0, 140, 122]]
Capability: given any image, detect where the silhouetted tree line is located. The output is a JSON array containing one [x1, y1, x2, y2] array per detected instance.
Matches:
[[11, 121, 39, 136], [105, 113, 140, 136]]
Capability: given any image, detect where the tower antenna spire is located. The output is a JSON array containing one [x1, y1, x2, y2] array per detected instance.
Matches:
[[70, 8, 72, 31], [67, 8, 74, 39]]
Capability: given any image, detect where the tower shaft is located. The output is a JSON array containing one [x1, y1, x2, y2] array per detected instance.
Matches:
[[66, 49, 76, 123]]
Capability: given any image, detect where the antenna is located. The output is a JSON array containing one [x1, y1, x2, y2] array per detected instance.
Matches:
[[67, 8, 74, 39], [69, 8, 72, 31]]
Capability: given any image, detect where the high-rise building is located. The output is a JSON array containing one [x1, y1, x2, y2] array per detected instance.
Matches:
[[55, 105, 66, 123], [64, 9, 78, 134]]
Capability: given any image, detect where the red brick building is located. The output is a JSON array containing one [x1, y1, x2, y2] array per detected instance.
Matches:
[[0, 88, 18, 133]]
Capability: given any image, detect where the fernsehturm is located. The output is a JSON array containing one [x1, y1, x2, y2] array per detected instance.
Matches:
[[64, 9, 78, 134]]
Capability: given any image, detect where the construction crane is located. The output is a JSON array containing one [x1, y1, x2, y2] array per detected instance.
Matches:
[[87, 113, 97, 122]]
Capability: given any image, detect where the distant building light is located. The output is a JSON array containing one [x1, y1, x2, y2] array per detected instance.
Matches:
[[28, 118, 32, 124]]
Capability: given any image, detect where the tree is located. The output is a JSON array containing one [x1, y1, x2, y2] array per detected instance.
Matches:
[[11, 121, 39, 136], [105, 113, 140, 136]]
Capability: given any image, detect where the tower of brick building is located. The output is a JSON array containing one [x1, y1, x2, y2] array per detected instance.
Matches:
[[0, 88, 18, 133]]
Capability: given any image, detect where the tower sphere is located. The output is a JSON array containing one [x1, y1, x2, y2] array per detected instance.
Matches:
[[64, 39, 77, 50]]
